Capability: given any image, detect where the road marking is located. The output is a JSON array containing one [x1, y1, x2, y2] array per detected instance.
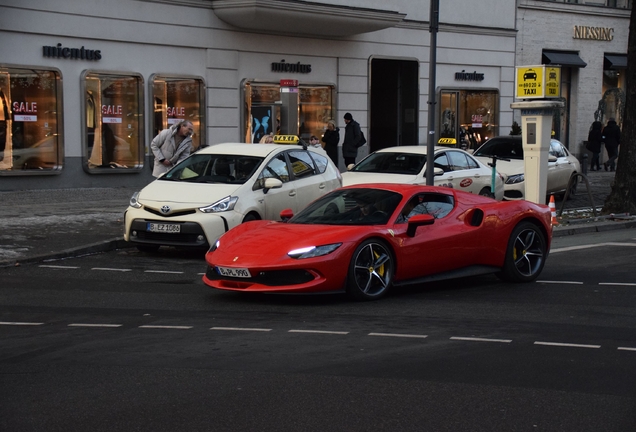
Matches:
[[618, 347, 636, 351], [211, 327, 272, 332], [289, 329, 349, 335], [534, 341, 600, 349], [138, 325, 192, 329], [599, 282, 636, 287], [0, 321, 44, 326], [39, 265, 80, 269], [144, 270, 184, 274], [537, 280, 583, 284], [551, 242, 636, 253], [450, 336, 512, 343], [68, 323, 122, 328], [369, 332, 428, 339], [91, 267, 132, 272]]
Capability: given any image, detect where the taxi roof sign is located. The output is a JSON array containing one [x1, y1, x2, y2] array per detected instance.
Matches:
[[272, 134, 300, 144], [515, 65, 561, 99]]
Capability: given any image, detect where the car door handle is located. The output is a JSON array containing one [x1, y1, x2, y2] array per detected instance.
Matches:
[[319, 183, 326, 189], [289, 190, 297, 197]]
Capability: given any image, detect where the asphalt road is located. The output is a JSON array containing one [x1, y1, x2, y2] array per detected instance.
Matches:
[[1, 229, 636, 431]]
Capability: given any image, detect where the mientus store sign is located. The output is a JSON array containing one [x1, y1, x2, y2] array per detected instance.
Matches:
[[42, 43, 102, 60], [573, 25, 614, 41], [271, 59, 311, 73]]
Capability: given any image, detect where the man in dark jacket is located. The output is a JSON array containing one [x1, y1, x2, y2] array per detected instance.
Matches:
[[342, 112, 363, 166], [602, 117, 621, 172]]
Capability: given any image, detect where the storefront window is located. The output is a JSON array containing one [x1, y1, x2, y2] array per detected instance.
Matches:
[[243, 81, 335, 143], [150, 75, 205, 150], [438, 89, 499, 150], [82, 71, 144, 173], [0, 66, 63, 175]]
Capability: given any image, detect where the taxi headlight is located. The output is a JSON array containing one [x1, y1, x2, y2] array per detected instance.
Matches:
[[505, 174, 524, 184], [129, 191, 142, 209], [200, 196, 238, 213], [288, 243, 342, 259]]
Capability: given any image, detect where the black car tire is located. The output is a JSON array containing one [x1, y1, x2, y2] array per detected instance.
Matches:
[[479, 187, 495, 198], [242, 213, 259, 223], [346, 239, 394, 301], [566, 174, 577, 200], [498, 221, 547, 283]]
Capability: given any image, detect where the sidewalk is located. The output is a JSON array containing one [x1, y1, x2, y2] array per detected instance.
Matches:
[[0, 170, 634, 267]]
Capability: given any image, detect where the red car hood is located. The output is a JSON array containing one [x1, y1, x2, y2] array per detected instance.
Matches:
[[212, 221, 366, 260]]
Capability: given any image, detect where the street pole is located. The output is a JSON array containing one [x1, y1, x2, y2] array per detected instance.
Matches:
[[425, 0, 439, 186]]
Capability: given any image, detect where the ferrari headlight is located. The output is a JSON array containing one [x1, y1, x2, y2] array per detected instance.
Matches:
[[288, 243, 342, 259], [129, 191, 142, 209], [505, 174, 524, 184], [200, 196, 238, 213]]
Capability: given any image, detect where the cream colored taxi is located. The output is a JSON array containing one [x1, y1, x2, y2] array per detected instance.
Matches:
[[342, 145, 504, 200], [124, 137, 342, 252]]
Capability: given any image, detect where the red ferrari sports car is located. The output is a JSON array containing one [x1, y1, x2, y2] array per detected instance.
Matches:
[[203, 184, 552, 300]]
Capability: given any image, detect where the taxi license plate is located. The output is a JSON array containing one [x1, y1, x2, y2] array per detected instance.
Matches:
[[216, 266, 251, 278], [147, 222, 181, 233]]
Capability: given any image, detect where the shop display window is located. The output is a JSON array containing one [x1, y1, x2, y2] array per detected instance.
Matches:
[[243, 81, 335, 143], [150, 75, 205, 151], [439, 89, 499, 150], [82, 71, 144, 173], [0, 66, 63, 175]]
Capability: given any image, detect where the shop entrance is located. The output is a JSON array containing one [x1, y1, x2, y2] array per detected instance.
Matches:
[[369, 58, 418, 151]]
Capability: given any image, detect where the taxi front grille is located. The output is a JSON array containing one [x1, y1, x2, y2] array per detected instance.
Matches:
[[145, 207, 196, 218]]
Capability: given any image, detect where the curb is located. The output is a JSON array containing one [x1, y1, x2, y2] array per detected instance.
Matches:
[[552, 220, 636, 237], [0, 238, 135, 268]]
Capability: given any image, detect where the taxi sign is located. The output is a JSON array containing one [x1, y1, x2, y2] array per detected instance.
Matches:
[[438, 137, 457, 145], [515, 65, 561, 99], [272, 134, 300, 144]]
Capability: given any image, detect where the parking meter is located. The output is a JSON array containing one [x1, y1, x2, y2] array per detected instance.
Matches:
[[510, 101, 564, 204]]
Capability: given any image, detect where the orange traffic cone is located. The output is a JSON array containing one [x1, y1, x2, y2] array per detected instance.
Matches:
[[549, 195, 558, 226]]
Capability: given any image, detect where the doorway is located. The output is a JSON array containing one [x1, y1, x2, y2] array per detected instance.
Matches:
[[369, 58, 419, 151]]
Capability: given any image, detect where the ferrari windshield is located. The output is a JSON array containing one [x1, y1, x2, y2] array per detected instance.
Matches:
[[290, 188, 403, 226], [161, 153, 263, 184], [351, 152, 426, 175]]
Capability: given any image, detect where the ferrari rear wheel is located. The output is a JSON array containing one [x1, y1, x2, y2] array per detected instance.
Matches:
[[499, 221, 547, 283], [346, 239, 394, 301]]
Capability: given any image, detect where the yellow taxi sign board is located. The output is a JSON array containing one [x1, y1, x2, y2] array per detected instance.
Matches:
[[515, 65, 560, 99], [438, 138, 457, 145], [272, 135, 299, 144]]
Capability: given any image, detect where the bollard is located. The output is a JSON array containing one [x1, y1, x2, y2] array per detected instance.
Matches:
[[582, 153, 588, 175]]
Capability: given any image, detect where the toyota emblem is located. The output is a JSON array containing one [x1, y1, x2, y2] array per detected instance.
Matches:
[[160, 205, 171, 214]]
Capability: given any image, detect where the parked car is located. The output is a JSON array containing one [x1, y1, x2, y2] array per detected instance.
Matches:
[[473, 136, 581, 201], [203, 184, 552, 300], [341, 145, 504, 200], [124, 140, 342, 251]]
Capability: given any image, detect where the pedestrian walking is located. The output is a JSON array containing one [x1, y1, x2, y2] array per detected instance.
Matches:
[[321, 119, 340, 167], [150, 120, 194, 177], [342, 112, 364, 167], [602, 117, 621, 172], [586, 120, 603, 171]]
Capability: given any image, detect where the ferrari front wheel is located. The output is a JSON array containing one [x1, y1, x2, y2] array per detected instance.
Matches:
[[499, 222, 547, 283], [346, 239, 394, 301]]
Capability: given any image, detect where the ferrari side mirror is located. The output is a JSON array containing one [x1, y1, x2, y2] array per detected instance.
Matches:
[[406, 213, 435, 237]]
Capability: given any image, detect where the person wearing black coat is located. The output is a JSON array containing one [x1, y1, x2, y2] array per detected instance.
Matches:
[[587, 121, 603, 171], [602, 118, 621, 171], [321, 119, 340, 168], [342, 112, 363, 166]]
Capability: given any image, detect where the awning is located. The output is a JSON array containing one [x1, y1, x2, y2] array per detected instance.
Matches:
[[542, 50, 587, 68], [604, 54, 627, 70]]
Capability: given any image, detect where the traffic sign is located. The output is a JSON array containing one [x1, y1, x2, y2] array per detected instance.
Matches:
[[515, 65, 560, 99]]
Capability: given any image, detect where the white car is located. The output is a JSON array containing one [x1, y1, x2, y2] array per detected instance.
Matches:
[[124, 141, 342, 251], [473, 136, 581, 201], [341, 145, 504, 200]]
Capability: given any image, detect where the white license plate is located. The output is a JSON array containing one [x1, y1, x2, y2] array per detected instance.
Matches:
[[147, 222, 181, 233], [216, 266, 252, 278]]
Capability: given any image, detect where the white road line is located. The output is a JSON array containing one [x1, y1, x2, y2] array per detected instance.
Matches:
[[289, 329, 349, 335], [0, 321, 44, 326], [599, 282, 636, 287], [91, 267, 132, 272], [369, 332, 428, 339], [536, 280, 583, 284], [551, 242, 636, 253], [68, 323, 122, 328], [211, 327, 272, 332], [197, 273, 205, 275], [39, 265, 80, 269], [144, 270, 184, 274], [138, 325, 192, 329], [450, 336, 512, 343], [534, 341, 600, 349], [618, 347, 636, 351]]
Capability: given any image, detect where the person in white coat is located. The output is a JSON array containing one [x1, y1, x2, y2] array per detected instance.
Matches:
[[150, 120, 194, 177]]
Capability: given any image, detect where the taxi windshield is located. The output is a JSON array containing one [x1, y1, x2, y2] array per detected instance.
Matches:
[[161, 154, 263, 184]]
